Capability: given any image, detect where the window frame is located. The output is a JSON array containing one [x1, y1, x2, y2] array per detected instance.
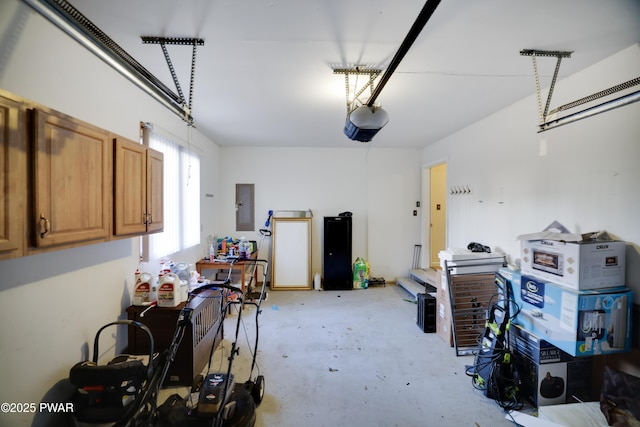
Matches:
[[141, 124, 200, 261]]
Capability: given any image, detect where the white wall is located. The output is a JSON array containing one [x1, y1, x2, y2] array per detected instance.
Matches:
[[0, 4, 422, 425], [422, 44, 640, 302], [0, 3, 220, 426], [1, 0, 639, 425], [218, 147, 422, 281]]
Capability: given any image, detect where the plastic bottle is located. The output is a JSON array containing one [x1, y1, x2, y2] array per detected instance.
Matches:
[[133, 270, 155, 306], [133, 269, 145, 306], [158, 272, 180, 307], [180, 279, 188, 302]]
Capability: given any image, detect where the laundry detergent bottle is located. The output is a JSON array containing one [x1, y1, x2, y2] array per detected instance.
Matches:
[[133, 270, 156, 306], [157, 272, 181, 307]]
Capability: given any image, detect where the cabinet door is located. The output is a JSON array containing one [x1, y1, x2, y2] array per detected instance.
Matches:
[[114, 137, 147, 235], [31, 109, 111, 247], [0, 91, 25, 259], [146, 147, 163, 234], [323, 216, 352, 290]]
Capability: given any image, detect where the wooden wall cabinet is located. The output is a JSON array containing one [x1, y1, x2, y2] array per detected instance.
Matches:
[[114, 136, 164, 236], [29, 108, 112, 249], [0, 90, 26, 260], [0, 89, 166, 259]]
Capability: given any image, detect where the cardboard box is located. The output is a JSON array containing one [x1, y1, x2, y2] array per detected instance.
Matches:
[[509, 324, 574, 364], [436, 271, 453, 347], [517, 222, 626, 290], [500, 268, 633, 357], [515, 354, 592, 407], [520, 239, 626, 290], [436, 308, 453, 347]]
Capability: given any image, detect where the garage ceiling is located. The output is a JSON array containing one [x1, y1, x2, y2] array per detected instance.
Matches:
[[36, 0, 640, 148]]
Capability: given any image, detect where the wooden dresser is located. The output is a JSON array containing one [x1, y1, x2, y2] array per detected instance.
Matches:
[[126, 289, 223, 386]]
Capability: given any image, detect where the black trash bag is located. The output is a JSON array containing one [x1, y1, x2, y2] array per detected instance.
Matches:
[[156, 394, 190, 427], [468, 242, 491, 253]]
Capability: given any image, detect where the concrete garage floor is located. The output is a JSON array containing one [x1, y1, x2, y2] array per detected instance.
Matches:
[[161, 284, 518, 427]]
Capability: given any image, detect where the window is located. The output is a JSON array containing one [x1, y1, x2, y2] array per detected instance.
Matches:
[[143, 125, 200, 260], [236, 183, 254, 231]]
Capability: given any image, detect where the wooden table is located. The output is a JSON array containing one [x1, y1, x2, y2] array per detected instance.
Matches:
[[195, 254, 258, 292]]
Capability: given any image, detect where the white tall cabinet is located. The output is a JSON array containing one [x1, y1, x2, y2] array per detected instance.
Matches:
[[271, 211, 312, 290]]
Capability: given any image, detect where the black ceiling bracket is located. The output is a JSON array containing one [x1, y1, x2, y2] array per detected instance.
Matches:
[[142, 36, 204, 123]]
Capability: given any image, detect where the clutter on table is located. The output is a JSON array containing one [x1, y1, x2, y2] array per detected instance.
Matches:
[[208, 236, 255, 260]]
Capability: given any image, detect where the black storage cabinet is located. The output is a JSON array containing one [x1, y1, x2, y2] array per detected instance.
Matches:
[[323, 216, 352, 290]]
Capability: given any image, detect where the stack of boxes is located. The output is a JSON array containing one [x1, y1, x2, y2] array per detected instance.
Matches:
[[500, 223, 633, 407]]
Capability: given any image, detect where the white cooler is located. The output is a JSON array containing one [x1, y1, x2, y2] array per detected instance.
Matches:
[[439, 248, 505, 274]]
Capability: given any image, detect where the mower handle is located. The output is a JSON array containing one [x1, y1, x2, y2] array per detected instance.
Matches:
[[92, 320, 154, 379], [190, 281, 244, 295]]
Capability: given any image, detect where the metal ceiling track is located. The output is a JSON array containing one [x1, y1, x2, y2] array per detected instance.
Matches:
[[521, 49, 640, 132], [22, 0, 195, 126], [141, 37, 204, 120], [333, 67, 382, 115], [332, 0, 441, 130], [366, 0, 441, 107]]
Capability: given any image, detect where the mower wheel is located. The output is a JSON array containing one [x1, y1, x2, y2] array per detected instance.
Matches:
[[251, 375, 265, 405]]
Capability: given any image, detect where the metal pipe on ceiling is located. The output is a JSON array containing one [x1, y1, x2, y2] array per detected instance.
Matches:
[[366, 0, 441, 107], [22, 0, 193, 125], [539, 90, 640, 132]]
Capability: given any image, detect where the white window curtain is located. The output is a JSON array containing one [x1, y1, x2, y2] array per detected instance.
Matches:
[[144, 125, 200, 261], [181, 150, 200, 249]]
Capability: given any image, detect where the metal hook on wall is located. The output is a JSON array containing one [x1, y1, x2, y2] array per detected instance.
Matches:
[[450, 185, 472, 195]]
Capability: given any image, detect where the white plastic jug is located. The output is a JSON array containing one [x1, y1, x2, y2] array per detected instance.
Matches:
[[133, 271, 155, 306], [314, 273, 321, 291], [180, 280, 189, 302], [158, 272, 181, 307]]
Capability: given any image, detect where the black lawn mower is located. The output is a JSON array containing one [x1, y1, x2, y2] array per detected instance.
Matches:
[[69, 256, 270, 427]]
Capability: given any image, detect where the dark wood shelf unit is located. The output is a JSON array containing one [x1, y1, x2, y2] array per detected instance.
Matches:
[[126, 289, 223, 386]]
